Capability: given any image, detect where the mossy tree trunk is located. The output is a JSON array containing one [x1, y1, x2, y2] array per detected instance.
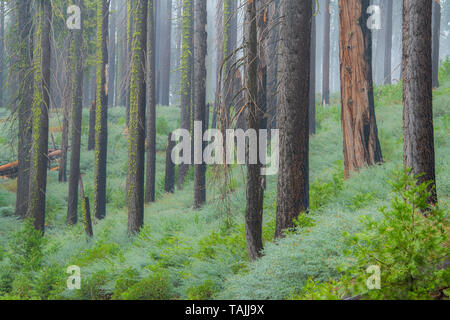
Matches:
[[94, 0, 109, 220], [145, 0, 156, 204], [127, 0, 147, 234], [338, 0, 383, 179], [309, 1, 316, 135], [28, 0, 52, 233], [402, 0, 437, 205], [177, 0, 193, 189], [15, 0, 34, 218], [275, 0, 311, 238], [193, 0, 207, 209], [67, 0, 85, 226], [108, 0, 117, 107]]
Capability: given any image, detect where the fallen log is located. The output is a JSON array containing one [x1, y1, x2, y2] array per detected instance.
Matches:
[[0, 150, 63, 178]]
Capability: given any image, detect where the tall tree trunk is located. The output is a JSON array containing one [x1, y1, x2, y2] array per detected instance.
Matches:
[[67, 0, 85, 226], [126, 0, 134, 125], [59, 40, 72, 183], [177, 0, 193, 189], [15, 0, 34, 218], [0, 1, 4, 108], [266, 0, 280, 132], [161, 0, 172, 106], [402, 0, 437, 205], [164, 132, 176, 193], [383, 0, 393, 85], [193, 0, 207, 209], [322, 0, 331, 106], [145, 0, 156, 203], [88, 99, 96, 150], [245, 0, 264, 260], [127, 0, 147, 234], [338, 0, 383, 179], [275, 0, 311, 238], [28, 0, 52, 233], [94, 0, 109, 220], [432, 0, 441, 88], [108, 0, 117, 107], [309, 2, 316, 135]]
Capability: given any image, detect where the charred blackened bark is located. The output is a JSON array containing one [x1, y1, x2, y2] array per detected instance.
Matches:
[[402, 0, 437, 205]]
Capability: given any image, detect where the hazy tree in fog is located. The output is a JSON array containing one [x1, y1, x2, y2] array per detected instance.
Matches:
[[383, 0, 393, 85], [402, 0, 437, 205], [93, 0, 109, 220], [193, 0, 207, 209], [108, 0, 117, 107], [275, 0, 311, 238], [432, 0, 441, 88], [322, 0, 330, 105], [338, 0, 383, 178], [28, 0, 52, 233]]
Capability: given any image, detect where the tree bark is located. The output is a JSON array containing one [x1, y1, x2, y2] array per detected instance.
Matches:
[[309, 1, 316, 135], [338, 0, 383, 179], [402, 0, 437, 205], [80, 175, 93, 238], [15, 0, 34, 218], [245, 0, 264, 260], [275, 0, 311, 238], [67, 0, 85, 226], [28, 0, 52, 233], [59, 40, 72, 183], [322, 0, 331, 106], [94, 0, 110, 220], [127, 0, 147, 234], [193, 0, 207, 209], [88, 99, 96, 150], [145, 0, 157, 203], [108, 0, 118, 107], [432, 0, 441, 88], [164, 132, 175, 193], [161, 0, 172, 106]]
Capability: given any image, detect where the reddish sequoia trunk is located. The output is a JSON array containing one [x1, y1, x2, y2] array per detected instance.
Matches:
[[402, 0, 437, 205], [338, 0, 383, 179]]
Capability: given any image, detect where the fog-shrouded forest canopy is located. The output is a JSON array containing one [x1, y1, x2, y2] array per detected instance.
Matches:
[[0, 0, 448, 301]]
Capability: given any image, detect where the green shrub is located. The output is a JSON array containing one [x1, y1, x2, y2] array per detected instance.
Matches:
[[343, 170, 449, 299], [187, 280, 217, 300], [120, 269, 172, 300]]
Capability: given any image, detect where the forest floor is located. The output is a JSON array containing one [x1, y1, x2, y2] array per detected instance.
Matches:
[[0, 77, 448, 299]]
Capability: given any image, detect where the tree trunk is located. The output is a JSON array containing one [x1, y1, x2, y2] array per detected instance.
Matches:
[[67, 0, 85, 226], [127, 0, 147, 234], [245, 0, 264, 260], [266, 0, 280, 132], [0, 1, 4, 108], [322, 0, 331, 106], [80, 175, 93, 238], [177, 0, 193, 189], [15, 0, 34, 218], [338, 0, 383, 179], [161, 0, 172, 106], [309, 2, 316, 135], [59, 40, 72, 183], [108, 0, 118, 107], [28, 0, 52, 233], [94, 0, 109, 220], [383, 0, 393, 85], [275, 0, 311, 238], [164, 133, 175, 193], [432, 0, 441, 88], [193, 0, 207, 209], [126, 0, 134, 125], [402, 0, 437, 205], [88, 100, 96, 150], [145, 0, 157, 203]]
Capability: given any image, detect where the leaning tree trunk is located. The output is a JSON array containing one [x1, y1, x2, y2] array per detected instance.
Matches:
[[177, 0, 193, 189], [67, 0, 85, 226], [15, 0, 34, 218], [94, 0, 109, 220], [28, 0, 52, 233], [402, 0, 437, 205], [193, 0, 207, 209], [127, 0, 147, 234], [432, 0, 441, 89], [322, 0, 331, 106], [275, 0, 311, 238], [245, 0, 264, 260], [145, 0, 157, 203], [338, 0, 383, 179], [383, 0, 393, 85]]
